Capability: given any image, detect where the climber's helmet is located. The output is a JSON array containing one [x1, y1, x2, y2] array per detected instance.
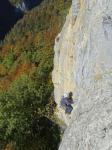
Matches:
[[69, 92, 73, 97]]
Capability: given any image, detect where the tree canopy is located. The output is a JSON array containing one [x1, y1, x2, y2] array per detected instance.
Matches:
[[0, 0, 71, 149]]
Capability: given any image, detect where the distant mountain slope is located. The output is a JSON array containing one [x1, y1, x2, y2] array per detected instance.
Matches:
[[0, 0, 22, 40], [0, 0, 43, 40]]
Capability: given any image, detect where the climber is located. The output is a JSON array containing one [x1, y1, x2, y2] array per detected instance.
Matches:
[[60, 92, 74, 114], [60, 93, 68, 108], [65, 92, 73, 114]]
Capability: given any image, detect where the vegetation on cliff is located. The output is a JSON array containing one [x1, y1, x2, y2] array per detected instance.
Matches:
[[0, 0, 71, 149]]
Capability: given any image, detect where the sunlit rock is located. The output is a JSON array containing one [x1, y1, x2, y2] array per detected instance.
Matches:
[[52, 0, 112, 149]]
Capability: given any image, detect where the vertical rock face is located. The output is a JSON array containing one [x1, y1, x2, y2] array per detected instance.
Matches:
[[52, 0, 112, 149]]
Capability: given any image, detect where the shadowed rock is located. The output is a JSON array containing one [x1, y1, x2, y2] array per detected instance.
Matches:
[[17, 0, 43, 12], [0, 0, 43, 40], [0, 0, 23, 40]]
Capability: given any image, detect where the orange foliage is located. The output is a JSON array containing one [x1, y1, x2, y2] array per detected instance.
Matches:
[[3, 143, 13, 150], [1, 44, 14, 58], [33, 33, 41, 47], [9, 61, 32, 81], [0, 78, 11, 90], [0, 61, 36, 90], [44, 20, 61, 45], [0, 64, 7, 76]]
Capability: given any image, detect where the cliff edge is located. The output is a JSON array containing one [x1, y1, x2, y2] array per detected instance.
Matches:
[[52, 0, 112, 149]]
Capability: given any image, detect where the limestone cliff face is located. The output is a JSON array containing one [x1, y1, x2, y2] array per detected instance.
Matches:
[[52, 0, 112, 149]]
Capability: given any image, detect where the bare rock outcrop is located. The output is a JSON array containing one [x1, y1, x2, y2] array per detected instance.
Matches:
[[52, 0, 112, 149]]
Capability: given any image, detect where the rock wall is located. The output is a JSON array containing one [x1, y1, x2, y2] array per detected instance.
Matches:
[[52, 0, 112, 149], [16, 0, 43, 12]]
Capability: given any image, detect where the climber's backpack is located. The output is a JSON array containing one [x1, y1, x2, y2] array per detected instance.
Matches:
[[60, 96, 67, 108]]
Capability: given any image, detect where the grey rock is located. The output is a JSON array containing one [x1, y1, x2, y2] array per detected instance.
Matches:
[[52, 0, 112, 149], [16, 0, 42, 12]]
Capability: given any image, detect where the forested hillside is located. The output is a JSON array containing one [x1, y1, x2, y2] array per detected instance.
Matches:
[[0, 0, 71, 149]]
